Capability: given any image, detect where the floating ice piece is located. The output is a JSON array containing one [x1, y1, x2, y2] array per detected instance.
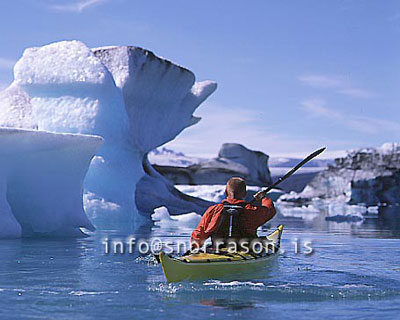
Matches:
[[277, 204, 320, 221], [175, 184, 227, 203], [151, 206, 201, 227], [367, 206, 379, 214], [327, 202, 366, 217]]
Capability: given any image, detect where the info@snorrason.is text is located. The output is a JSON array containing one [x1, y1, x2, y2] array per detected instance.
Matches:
[[101, 237, 314, 255]]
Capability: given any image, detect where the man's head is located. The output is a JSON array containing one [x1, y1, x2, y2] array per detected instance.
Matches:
[[225, 177, 246, 199]]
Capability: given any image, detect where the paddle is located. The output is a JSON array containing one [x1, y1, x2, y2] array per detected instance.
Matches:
[[252, 147, 326, 202]]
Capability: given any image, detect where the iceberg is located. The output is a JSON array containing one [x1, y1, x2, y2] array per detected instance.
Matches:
[[0, 40, 216, 229], [279, 143, 400, 206], [0, 128, 102, 238], [152, 143, 273, 186]]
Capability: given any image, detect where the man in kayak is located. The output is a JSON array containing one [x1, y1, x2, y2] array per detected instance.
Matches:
[[191, 177, 276, 251]]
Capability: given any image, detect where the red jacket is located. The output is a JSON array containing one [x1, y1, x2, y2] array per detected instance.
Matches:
[[191, 197, 276, 246]]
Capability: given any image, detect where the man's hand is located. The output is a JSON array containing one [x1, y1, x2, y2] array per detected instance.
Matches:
[[253, 190, 266, 201]]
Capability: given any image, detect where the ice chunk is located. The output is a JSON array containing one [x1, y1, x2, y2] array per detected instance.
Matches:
[[281, 143, 400, 206], [277, 203, 320, 221], [0, 128, 102, 238], [277, 196, 366, 223], [176, 185, 228, 203], [135, 157, 212, 215], [367, 206, 379, 214], [152, 143, 273, 187], [92, 46, 217, 153], [11, 41, 142, 218], [151, 206, 201, 227]]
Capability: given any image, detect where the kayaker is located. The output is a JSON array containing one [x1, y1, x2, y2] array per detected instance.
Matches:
[[191, 177, 276, 250]]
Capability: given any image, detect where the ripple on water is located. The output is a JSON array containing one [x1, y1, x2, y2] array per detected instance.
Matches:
[[135, 254, 159, 266], [69, 290, 119, 296], [147, 278, 399, 303]]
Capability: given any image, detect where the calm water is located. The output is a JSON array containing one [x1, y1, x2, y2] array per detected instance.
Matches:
[[0, 208, 399, 320]]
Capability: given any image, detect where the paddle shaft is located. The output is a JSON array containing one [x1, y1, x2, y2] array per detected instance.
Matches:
[[252, 147, 326, 201]]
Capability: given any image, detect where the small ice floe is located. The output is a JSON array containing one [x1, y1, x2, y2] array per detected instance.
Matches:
[[277, 203, 320, 221], [278, 196, 371, 224], [367, 206, 379, 214], [324, 200, 366, 222], [175, 185, 227, 203], [151, 206, 201, 227]]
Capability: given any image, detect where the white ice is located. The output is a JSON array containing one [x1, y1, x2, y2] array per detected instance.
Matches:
[[277, 196, 367, 223], [1, 40, 216, 229], [0, 128, 102, 238], [151, 206, 201, 227]]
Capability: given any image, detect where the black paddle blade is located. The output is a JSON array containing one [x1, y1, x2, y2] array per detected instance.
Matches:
[[254, 147, 326, 198], [282, 147, 326, 179]]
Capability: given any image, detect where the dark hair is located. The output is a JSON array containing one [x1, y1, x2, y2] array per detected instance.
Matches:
[[225, 177, 246, 199]]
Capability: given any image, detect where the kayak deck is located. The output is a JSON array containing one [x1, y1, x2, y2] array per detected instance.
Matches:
[[159, 225, 284, 283]]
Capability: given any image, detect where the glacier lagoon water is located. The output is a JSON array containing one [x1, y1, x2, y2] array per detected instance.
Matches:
[[0, 209, 399, 320]]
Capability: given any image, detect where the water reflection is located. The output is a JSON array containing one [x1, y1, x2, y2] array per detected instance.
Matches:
[[199, 298, 255, 310], [271, 206, 400, 239]]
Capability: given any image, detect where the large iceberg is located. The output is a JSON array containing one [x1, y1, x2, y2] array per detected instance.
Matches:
[[152, 143, 273, 186], [0, 40, 216, 229], [280, 143, 400, 206], [0, 128, 102, 238]]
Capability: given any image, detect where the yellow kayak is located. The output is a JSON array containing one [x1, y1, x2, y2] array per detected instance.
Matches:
[[159, 225, 284, 283]]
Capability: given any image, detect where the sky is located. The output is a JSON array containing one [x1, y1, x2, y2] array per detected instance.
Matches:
[[0, 0, 399, 159]]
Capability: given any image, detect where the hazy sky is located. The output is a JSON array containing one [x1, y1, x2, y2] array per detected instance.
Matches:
[[0, 0, 399, 158]]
